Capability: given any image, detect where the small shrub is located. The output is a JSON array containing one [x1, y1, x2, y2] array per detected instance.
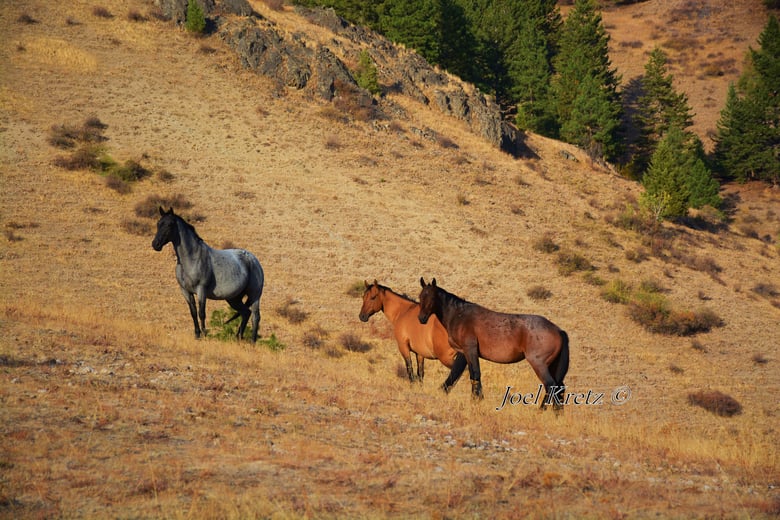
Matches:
[[341, 333, 372, 353], [601, 279, 632, 304], [752, 283, 779, 298], [625, 247, 648, 263], [109, 160, 151, 182], [121, 219, 151, 236], [209, 307, 246, 341], [92, 6, 114, 19], [555, 250, 592, 276], [346, 281, 366, 298], [185, 0, 206, 33], [752, 353, 769, 365], [105, 175, 131, 194], [583, 272, 606, 286], [276, 299, 308, 324], [527, 285, 552, 301], [687, 390, 742, 417], [127, 10, 147, 22], [17, 13, 39, 24], [134, 194, 193, 218], [53, 144, 103, 171], [303, 327, 328, 349], [627, 291, 722, 336], [533, 233, 559, 253], [259, 333, 286, 351], [355, 50, 380, 96]]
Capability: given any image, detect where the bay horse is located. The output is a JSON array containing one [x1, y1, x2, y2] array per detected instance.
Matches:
[[152, 207, 264, 342], [418, 278, 569, 409], [359, 281, 457, 382]]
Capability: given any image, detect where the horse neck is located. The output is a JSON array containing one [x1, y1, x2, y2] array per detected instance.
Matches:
[[173, 219, 209, 266], [380, 288, 416, 323], [437, 288, 468, 327]]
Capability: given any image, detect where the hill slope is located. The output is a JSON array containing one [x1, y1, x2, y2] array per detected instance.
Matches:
[[1, 0, 778, 518]]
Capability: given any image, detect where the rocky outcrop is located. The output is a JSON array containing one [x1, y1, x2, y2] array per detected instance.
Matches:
[[159, 3, 525, 155]]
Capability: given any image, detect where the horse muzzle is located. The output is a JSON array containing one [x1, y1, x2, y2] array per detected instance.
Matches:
[[152, 239, 163, 251], [418, 313, 430, 325], [358, 313, 370, 322]]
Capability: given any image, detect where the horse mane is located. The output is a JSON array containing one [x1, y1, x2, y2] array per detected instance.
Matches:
[[378, 283, 417, 304], [438, 285, 471, 309], [175, 214, 204, 243]]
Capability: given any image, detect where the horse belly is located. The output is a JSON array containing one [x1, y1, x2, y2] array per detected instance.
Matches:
[[475, 324, 527, 364]]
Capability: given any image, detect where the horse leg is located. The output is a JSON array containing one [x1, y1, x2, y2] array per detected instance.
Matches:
[[463, 345, 483, 400], [228, 298, 250, 341], [249, 298, 261, 343], [529, 359, 563, 411], [399, 339, 417, 382], [196, 288, 208, 337], [182, 290, 201, 338], [442, 353, 467, 393], [416, 353, 425, 382]]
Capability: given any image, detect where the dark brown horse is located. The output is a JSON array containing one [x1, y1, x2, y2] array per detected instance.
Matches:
[[359, 281, 457, 382], [418, 278, 569, 408]]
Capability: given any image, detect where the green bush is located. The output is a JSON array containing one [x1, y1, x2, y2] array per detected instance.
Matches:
[[355, 50, 380, 96], [186, 0, 206, 33]]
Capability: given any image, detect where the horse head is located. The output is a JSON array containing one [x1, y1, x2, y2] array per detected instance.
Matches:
[[152, 207, 178, 251], [359, 280, 383, 322], [418, 277, 438, 324]]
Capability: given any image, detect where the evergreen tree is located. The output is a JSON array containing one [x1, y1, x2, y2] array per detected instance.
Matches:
[[507, 0, 561, 135], [186, 0, 206, 34], [560, 72, 622, 158], [632, 47, 695, 176], [550, 0, 622, 160], [378, 0, 443, 65], [642, 126, 720, 220], [355, 49, 380, 95], [713, 15, 780, 183]]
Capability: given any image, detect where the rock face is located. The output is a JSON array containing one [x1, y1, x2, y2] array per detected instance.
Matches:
[[157, 3, 524, 155]]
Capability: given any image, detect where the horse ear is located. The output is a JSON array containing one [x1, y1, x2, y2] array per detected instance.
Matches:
[[373, 279, 379, 287], [159, 206, 165, 216], [431, 278, 437, 287], [167, 207, 174, 215], [420, 277, 426, 288], [364, 280, 370, 289]]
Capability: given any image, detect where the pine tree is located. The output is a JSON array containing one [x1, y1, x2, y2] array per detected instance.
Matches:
[[355, 49, 380, 95], [713, 15, 780, 183], [632, 47, 695, 176], [507, 0, 561, 135], [186, 0, 206, 34], [560, 72, 622, 159], [550, 0, 622, 160], [379, 0, 443, 66], [642, 126, 720, 220]]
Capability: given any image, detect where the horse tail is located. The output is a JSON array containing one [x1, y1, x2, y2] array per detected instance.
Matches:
[[551, 329, 570, 386]]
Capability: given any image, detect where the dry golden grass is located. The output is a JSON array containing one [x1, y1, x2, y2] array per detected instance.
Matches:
[[1, 0, 779, 518]]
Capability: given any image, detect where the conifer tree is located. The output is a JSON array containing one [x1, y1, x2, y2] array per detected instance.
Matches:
[[632, 47, 694, 176], [379, 0, 443, 66], [186, 0, 206, 34], [642, 126, 720, 220], [713, 15, 780, 184], [550, 0, 622, 160]]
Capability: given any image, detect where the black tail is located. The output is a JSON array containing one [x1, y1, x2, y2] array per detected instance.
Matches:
[[551, 330, 570, 387], [224, 312, 241, 325]]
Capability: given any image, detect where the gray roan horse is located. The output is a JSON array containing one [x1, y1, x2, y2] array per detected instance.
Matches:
[[152, 207, 264, 342]]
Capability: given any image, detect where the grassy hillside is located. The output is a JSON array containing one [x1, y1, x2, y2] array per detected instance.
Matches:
[[1, 0, 778, 518]]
